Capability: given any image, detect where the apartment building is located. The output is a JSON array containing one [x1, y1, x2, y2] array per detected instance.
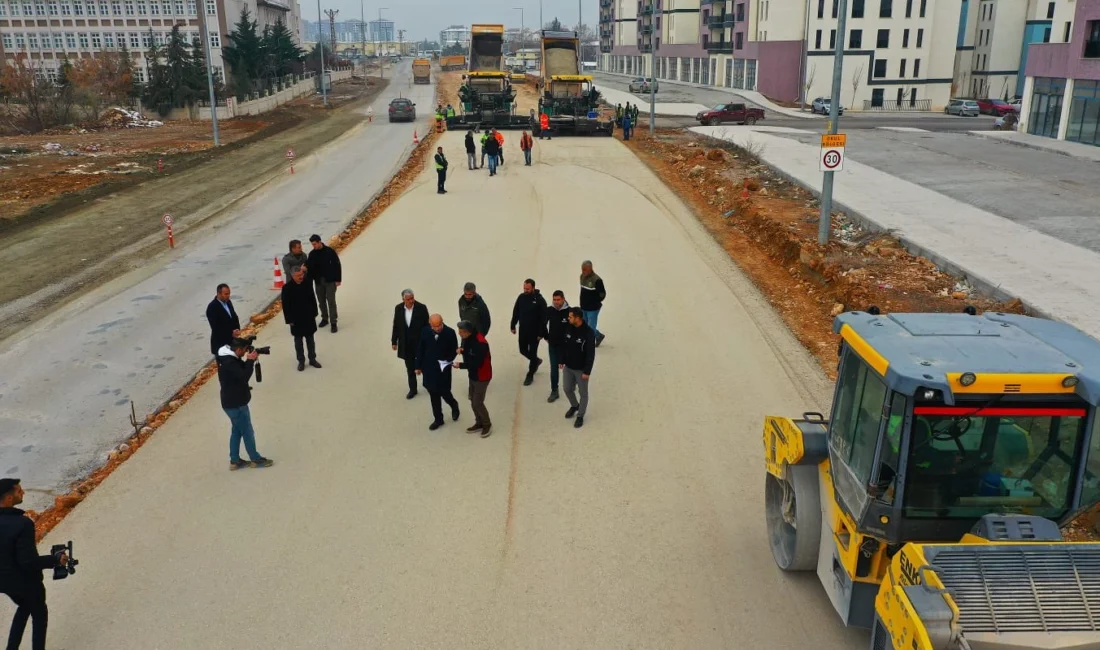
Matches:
[[1018, 0, 1100, 146], [954, 0, 1050, 101], [439, 24, 470, 48], [0, 0, 301, 85]]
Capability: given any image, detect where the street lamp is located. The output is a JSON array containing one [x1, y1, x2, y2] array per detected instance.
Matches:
[[316, 0, 327, 107], [513, 7, 524, 53], [197, 0, 219, 145], [377, 7, 389, 79]]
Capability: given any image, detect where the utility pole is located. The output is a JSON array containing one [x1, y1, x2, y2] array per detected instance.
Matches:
[[359, 0, 365, 67], [398, 29, 405, 56], [315, 0, 327, 107], [196, 0, 219, 145], [818, 0, 849, 245], [648, 8, 655, 135], [514, 7, 524, 53], [539, 0, 543, 30], [325, 8, 339, 64]]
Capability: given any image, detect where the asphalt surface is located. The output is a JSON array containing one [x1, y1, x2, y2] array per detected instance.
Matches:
[[592, 71, 996, 132], [767, 129, 1100, 254], [0, 61, 435, 512], [20, 130, 865, 649]]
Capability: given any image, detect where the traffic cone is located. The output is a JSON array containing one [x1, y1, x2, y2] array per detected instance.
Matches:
[[413, 129, 419, 145], [271, 256, 284, 290]]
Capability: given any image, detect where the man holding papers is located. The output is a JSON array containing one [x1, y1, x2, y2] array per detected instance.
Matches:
[[415, 314, 461, 431]]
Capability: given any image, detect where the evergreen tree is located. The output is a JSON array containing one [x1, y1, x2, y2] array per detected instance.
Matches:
[[222, 7, 264, 95], [118, 43, 139, 99], [262, 18, 303, 77], [142, 32, 171, 112], [163, 26, 195, 106]]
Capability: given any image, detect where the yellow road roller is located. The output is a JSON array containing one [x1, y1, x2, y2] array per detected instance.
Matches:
[[764, 310, 1100, 649]]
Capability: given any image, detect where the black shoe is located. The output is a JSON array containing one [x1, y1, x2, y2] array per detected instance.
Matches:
[[251, 457, 274, 468], [574, 416, 584, 429], [451, 405, 460, 421], [229, 459, 250, 471], [548, 390, 559, 403], [565, 406, 578, 419], [309, 359, 322, 368], [297, 361, 305, 371], [534, 358, 543, 372], [480, 425, 492, 438], [429, 421, 444, 431], [466, 424, 483, 433], [331, 323, 338, 333], [318, 319, 329, 328], [523, 373, 534, 386], [406, 390, 417, 400], [595, 333, 606, 347]]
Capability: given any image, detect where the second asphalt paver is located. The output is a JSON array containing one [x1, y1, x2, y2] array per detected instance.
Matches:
[[19, 130, 863, 648]]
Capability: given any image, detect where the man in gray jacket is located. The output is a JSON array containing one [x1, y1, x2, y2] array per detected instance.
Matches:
[[281, 239, 308, 277], [457, 282, 492, 336]]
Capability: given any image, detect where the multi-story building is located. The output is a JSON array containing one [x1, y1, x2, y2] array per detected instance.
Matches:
[[0, 0, 301, 85], [439, 24, 469, 48], [367, 17, 390, 42], [1018, 0, 1100, 146], [954, 0, 1051, 102]]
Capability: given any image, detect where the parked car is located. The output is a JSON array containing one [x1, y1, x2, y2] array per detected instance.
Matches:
[[388, 97, 416, 122], [977, 97, 1015, 116], [695, 103, 765, 126], [945, 99, 981, 117], [1008, 98, 1024, 112], [811, 96, 844, 116], [628, 77, 659, 93]]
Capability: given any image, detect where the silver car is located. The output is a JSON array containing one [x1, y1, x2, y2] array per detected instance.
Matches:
[[945, 99, 981, 117], [628, 76, 658, 93], [811, 96, 844, 115]]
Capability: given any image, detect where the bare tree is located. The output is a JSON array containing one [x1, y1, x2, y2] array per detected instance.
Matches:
[[801, 63, 816, 112], [0, 54, 74, 132], [850, 64, 864, 110]]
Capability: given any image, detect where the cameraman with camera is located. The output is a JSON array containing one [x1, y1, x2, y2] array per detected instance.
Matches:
[[0, 478, 68, 650], [217, 338, 274, 471]]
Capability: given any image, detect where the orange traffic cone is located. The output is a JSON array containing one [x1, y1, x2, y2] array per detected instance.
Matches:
[[413, 129, 419, 145], [272, 256, 284, 290]]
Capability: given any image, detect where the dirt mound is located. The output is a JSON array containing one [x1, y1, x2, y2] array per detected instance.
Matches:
[[99, 107, 164, 129], [544, 47, 579, 77]]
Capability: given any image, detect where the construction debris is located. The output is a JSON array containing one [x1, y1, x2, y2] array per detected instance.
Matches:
[[99, 107, 164, 129]]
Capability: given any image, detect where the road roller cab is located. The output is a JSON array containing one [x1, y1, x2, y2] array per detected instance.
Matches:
[[764, 310, 1100, 649]]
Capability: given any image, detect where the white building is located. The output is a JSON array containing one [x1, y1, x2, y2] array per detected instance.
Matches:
[[439, 24, 469, 48]]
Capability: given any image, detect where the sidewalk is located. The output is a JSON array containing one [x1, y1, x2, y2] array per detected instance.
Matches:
[[595, 70, 820, 119], [968, 130, 1100, 162], [692, 125, 1100, 341], [599, 86, 709, 117]]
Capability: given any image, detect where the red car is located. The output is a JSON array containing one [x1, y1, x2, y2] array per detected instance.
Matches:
[[695, 103, 765, 126], [976, 98, 1015, 116]]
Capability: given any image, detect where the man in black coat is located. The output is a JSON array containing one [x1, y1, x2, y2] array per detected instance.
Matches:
[[306, 234, 342, 333], [435, 146, 449, 194], [217, 338, 274, 470], [0, 479, 67, 650], [415, 314, 460, 431], [205, 283, 241, 356], [281, 266, 322, 372], [544, 289, 571, 403], [391, 289, 430, 399], [510, 278, 548, 386], [464, 129, 477, 170]]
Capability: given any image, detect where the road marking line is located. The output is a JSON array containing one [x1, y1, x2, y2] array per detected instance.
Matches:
[[877, 126, 930, 132]]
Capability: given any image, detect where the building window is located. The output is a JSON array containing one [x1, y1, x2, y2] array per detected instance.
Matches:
[[0, 3, 6, 15], [904, 0, 912, 17], [1043, 26, 1052, 43], [732, 31, 741, 48], [209, 30, 219, 47], [141, 31, 150, 47], [104, 31, 113, 46], [902, 28, 909, 46], [879, 0, 891, 17], [35, 2, 45, 14], [47, 0, 57, 13], [173, 0, 182, 14], [871, 88, 884, 107], [873, 58, 886, 77], [1086, 21, 1100, 57], [27, 33, 38, 49], [830, 29, 836, 48], [849, 29, 862, 47], [14, 33, 25, 49], [0, 34, 10, 49], [53, 33, 62, 47], [815, 29, 822, 48], [160, 0, 169, 12], [65, 32, 75, 47], [896, 87, 904, 104], [72, 0, 82, 13], [91, 31, 101, 46], [852, 0, 864, 17], [1066, 79, 1100, 146], [919, 0, 926, 17], [1028, 77, 1066, 139], [817, 0, 823, 18], [129, 31, 139, 47], [916, 28, 923, 47], [1046, 1, 1054, 19], [78, 32, 88, 47], [1063, 21, 1071, 43], [877, 28, 889, 47], [913, 58, 920, 76], [134, 66, 144, 82], [899, 58, 906, 76], [124, 0, 132, 13], [185, 0, 193, 14]]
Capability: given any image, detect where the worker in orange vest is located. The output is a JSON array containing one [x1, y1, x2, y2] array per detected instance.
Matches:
[[520, 130, 534, 166], [494, 129, 505, 166], [539, 112, 551, 140]]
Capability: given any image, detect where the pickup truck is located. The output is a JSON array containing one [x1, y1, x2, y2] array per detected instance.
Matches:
[[695, 103, 764, 126]]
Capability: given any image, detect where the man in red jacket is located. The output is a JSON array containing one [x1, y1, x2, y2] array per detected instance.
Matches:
[[520, 130, 534, 166], [453, 320, 493, 438]]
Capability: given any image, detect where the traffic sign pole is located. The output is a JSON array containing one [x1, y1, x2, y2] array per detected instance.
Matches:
[[818, 0, 850, 246], [287, 148, 295, 174], [162, 214, 174, 248]]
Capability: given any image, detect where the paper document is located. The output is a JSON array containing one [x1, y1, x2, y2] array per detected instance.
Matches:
[[438, 360, 452, 371]]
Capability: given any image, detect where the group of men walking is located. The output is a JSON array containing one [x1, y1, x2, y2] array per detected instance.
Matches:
[[616, 103, 640, 140], [391, 262, 609, 434]]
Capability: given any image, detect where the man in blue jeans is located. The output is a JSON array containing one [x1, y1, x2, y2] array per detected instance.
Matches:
[[217, 337, 274, 470], [579, 260, 607, 347]]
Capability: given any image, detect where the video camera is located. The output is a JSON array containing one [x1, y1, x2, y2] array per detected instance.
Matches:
[[50, 541, 78, 580], [240, 335, 269, 383]]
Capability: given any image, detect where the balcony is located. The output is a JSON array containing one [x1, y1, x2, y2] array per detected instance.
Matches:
[[639, 3, 654, 15], [706, 14, 725, 26], [640, 42, 653, 52], [724, 14, 735, 25], [600, 0, 612, 6], [705, 41, 733, 53], [640, 24, 654, 34], [704, 0, 726, 4], [601, 44, 613, 53]]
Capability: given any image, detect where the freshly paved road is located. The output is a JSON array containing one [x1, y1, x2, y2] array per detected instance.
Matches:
[[24, 130, 863, 649], [0, 61, 434, 512]]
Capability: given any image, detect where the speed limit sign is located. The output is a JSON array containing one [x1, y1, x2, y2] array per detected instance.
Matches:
[[822, 149, 842, 169], [162, 213, 173, 226], [819, 133, 846, 172]]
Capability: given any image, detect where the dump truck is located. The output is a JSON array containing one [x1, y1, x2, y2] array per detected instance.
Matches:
[[764, 308, 1100, 649], [447, 24, 529, 130], [412, 58, 431, 84], [534, 30, 612, 136], [440, 55, 466, 71]]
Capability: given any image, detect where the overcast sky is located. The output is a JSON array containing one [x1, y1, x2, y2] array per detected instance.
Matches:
[[305, 0, 599, 41]]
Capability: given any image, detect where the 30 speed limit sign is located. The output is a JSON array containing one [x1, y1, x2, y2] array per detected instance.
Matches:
[[819, 133, 846, 172]]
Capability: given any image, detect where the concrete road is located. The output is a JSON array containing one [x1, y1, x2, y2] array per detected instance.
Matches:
[[0, 61, 435, 512], [21, 131, 864, 649], [593, 71, 993, 132], [767, 129, 1100, 254]]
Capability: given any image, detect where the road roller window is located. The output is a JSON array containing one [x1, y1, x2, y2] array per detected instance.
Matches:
[[902, 405, 1086, 520], [829, 351, 889, 513], [1082, 416, 1100, 506]]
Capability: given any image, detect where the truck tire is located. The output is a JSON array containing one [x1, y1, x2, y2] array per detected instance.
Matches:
[[765, 465, 822, 571]]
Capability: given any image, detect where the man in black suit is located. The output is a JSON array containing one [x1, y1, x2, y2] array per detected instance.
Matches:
[[281, 266, 322, 372], [205, 283, 241, 356], [391, 289, 430, 399], [415, 314, 460, 431]]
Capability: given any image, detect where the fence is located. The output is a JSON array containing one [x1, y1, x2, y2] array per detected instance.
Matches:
[[168, 67, 355, 121], [861, 98, 932, 112]]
